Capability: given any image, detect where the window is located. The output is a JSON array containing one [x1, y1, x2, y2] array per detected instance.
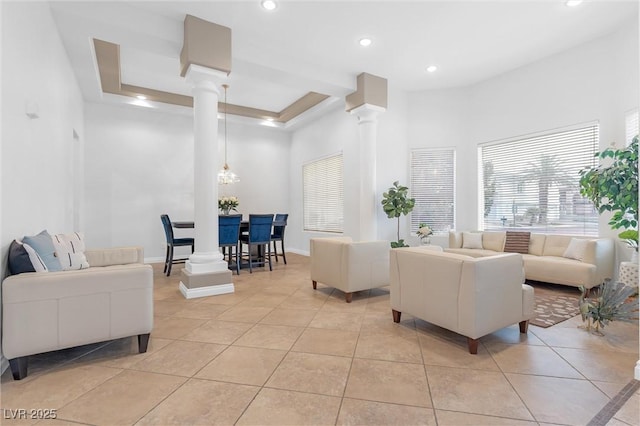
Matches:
[[625, 108, 639, 146], [303, 153, 344, 233], [410, 148, 456, 233], [479, 124, 599, 235]]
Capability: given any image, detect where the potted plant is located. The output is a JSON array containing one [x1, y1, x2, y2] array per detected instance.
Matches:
[[578, 280, 637, 335], [579, 136, 638, 255], [381, 181, 415, 248]]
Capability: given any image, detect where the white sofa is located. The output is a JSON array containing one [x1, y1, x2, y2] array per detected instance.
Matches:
[[2, 246, 153, 380], [310, 237, 389, 303], [446, 231, 614, 290], [390, 247, 534, 354]]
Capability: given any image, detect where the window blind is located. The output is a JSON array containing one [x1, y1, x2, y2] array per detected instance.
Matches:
[[303, 153, 344, 233], [410, 148, 456, 233], [625, 109, 639, 146], [479, 124, 599, 235]]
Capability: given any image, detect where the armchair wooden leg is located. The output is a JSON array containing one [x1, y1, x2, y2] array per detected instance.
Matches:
[[9, 357, 28, 380], [345, 292, 353, 303], [392, 309, 401, 323], [312, 280, 317, 290], [467, 338, 479, 354], [519, 320, 529, 334], [138, 333, 150, 353]]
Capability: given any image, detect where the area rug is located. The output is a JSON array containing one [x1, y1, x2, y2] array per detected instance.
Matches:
[[527, 281, 582, 328]]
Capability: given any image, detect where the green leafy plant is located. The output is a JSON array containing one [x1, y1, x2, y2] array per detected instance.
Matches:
[[578, 280, 638, 335], [381, 181, 415, 248], [579, 136, 638, 250]]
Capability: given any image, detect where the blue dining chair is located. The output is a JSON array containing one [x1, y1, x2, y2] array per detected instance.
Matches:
[[270, 213, 288, 264], [239, 214, 274, 273], [219, 214, 242, 275], [160, 214, 194, 276]]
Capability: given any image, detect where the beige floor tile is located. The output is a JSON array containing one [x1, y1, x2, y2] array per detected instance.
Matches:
[[554, 347, 638, 383], [592, 381, 628, 398], [612, 392, 640, 426], [171, 303, 230, 319], [266, 352, 351, 396], [344, 358, 431, 407], [259, 308, 317, 327], [292, 328, 359, 357], [136, 378, 259, 425], [55, 370, 186, 425], [153, 299, 192, 317], [321, 291, 370, 312], [355, 329, 423, 363], [73, 337, 173, 369], [487, 343, 583, 378], [606, 418, 634, 426], [216, 306, 273, 323], [151, 316, 207, 339], [278, 293, 328, 310], [435, 410, 538, 425], [198, 290, 253, 305], [506, 373, 609, 425], [235, 293, 289, 308], [418, 334, 499, 371], [236, 388, 341, 425], [480, 324, 545, 345], [195, 346, 286, 386], [427, 365, 533, 421], [337, 398, 436, 425], [34, 419, 92, 426], [233, 324, 304, 350], [181, 319, 253, 344], [308, 311, 364, 332], [360, 311, 416, 333], [1, 365, 121, 412], [130, 340, 226, 377], [531, 323, 639, 353]]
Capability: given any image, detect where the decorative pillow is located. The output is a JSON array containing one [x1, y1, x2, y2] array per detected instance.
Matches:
[[504, 231, 531, 254], [22, 230, 61, 272], [462, 232, 483, 249], [7, 240, 36, 275], [563, 238, 589, 261], [52, 232, 90, 270], [22, 243, 48, 272]]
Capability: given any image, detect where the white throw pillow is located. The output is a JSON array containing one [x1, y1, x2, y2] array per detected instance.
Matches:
[[563, 238, 589, 261], [52, 232, 90, 270], [462, 232, 483, 249]]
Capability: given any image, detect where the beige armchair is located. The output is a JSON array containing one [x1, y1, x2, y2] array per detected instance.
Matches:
[[310, 237, 390, 302], [390, 248, 534, 354]]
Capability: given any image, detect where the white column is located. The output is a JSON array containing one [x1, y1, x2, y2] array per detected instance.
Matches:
[[184, 65, 228, 274], [350, 104, 386, 241]]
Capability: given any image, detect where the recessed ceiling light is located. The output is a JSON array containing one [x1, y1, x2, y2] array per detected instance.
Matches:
[[359, 38, 372, 47], [565, 0, 583, 7], [261, 0, 277, 11], [136, 95, 147, 100], [426, 65, 438, 73]]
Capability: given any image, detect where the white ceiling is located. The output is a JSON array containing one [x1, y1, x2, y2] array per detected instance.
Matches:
[[50, 0, 638, 123]]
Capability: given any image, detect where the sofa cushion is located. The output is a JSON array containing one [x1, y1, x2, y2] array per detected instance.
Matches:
[[563, 238, 589, 261], [52, 232, 90, 271], [542, 235, 575, 257], [445, 248, 499, 258], [504, 231, 531, 254], [22, 230, 61, 272], [482, 232, 506, 252], [462, 232, 483, 249], [8, 240, 36, 275], [523, 254, 597, 287], [528, 234, 546, 256]]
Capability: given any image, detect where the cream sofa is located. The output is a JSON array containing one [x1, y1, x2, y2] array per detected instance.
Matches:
[[310, 237, 389, 302], [446, 231, 614, 289], [2, 246, 153, 380], [390, 247, 534, 354]]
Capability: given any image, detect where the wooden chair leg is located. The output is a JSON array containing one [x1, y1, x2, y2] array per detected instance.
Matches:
[[267, 244, 273, 271], [9, 357, 28, 380], [235, 244, 240, 275], [345, 292, 353, 303], [312, 280, 317, 290], [519, 320, 529, 334], [163, 245, 170, 273], [166, 245, 174, 276], [273, 241, 279, 262], [392, 309, 401, 323], [248, 243, 253, 274], [138, 333, 150, 353], [281, 239, 287, 265], [467, 338, 479, 354]]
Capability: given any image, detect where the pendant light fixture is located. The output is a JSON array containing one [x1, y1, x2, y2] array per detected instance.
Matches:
[[217, 84, 239, 184]]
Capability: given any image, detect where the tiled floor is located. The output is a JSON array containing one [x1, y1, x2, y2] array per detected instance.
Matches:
[[1, 253, 638, 425]]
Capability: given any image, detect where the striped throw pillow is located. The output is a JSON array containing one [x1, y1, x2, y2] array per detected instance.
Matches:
[[504, 231, 530, 254]]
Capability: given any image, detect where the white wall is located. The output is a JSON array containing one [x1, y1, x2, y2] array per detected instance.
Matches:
[[83, 102, 290, 261], [1, 1, 84, 368]]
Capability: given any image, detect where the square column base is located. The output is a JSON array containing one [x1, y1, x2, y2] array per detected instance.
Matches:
[[179, 268, 234, 299]]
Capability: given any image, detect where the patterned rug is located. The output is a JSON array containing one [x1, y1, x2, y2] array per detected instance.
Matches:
[[527, 281, 582, 328]]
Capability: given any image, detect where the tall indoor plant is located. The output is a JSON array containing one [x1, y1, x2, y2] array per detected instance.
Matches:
[[579, 136, 638, 252], [381, 181, 415, 248]]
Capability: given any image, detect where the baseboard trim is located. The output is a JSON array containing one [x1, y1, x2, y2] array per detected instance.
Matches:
[[179, 282, 234, 299]]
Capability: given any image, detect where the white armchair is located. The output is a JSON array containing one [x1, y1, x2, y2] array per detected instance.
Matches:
[[310, 237, 390, 303], [390, 248, 534, 353]]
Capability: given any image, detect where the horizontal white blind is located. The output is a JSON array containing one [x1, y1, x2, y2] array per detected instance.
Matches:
[[479, 124, 599, 235], [410, 148, 456, 233], [303, 153, 344, 233], [625, 109, 639, 146]]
